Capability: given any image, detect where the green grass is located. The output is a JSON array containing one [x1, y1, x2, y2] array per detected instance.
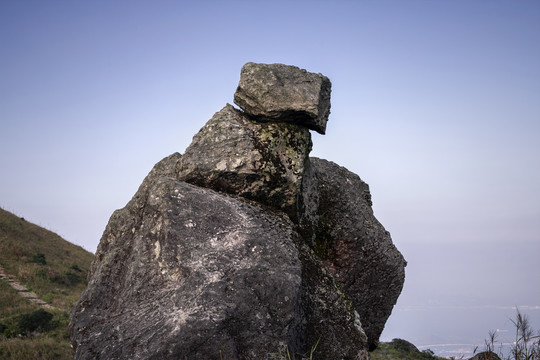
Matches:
[[0, 280, 74, 359], [0, 207, 94, 360], [0, 207, 93, 311], [0, 279, 40, 318], [0, 336, 73, 360], [266, 338, 320, 359]]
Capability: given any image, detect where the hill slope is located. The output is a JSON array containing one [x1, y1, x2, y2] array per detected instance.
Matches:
[[0, 207, 94, 359]]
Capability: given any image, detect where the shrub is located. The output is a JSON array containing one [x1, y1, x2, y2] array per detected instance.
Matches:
[[64, 270, 83, 286], [391, 338, 420, 353], [18, 309, 53, 336], [30, 253, 46, 265], [70, 263, 83, 272]]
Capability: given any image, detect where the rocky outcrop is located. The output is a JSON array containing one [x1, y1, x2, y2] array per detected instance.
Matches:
[[234, 62, 331, 134], [70, 63, 405, 360], [72, 158, 366, 359]]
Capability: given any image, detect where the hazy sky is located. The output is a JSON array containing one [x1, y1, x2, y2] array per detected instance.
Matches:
[[1, 0, 539, 348]]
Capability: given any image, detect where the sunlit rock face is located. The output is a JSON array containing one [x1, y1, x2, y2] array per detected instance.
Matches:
[[176, 103, 313, 223], [234, 62, 331, 134], [70, 63, 405, 360]]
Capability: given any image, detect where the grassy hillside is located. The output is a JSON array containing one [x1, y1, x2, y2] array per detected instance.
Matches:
[[0, 207, 94, 360], [0, 208, 93, 310]]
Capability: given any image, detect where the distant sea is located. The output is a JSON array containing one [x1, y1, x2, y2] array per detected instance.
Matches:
[[380, 305, 540, 359]]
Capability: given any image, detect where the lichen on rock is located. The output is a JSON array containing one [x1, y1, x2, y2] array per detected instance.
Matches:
[[176, 104, 312, 216]]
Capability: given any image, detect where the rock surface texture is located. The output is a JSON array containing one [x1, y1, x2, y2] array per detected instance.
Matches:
[[234, 62, 331, 134], [70, 63, 406, 360], [311, 158, 406, 351]]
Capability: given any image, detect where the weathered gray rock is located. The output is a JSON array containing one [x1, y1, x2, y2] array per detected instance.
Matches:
[[176, 104, 318, 245], [70, 155, 367, 360], [311, 157, 407, 351], [176, 104, 311, 215], [234, 63, 331, 134], [70, 62, 405, 359]]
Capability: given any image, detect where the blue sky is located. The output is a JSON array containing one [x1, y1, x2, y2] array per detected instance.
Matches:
[[1, 0, 539, 350]]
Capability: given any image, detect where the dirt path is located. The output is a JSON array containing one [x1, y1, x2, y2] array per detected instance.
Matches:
[[0, 263, 58, 311]]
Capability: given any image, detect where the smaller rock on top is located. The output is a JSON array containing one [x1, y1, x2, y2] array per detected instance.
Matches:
[[234, 62, 331, 134]]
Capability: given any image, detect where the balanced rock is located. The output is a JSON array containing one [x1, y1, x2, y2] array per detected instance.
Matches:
[[234, 62, 331, 134], [70, 63, 404, 360]]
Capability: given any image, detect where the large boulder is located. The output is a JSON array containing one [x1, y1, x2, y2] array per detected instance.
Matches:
[[311, 157, 407, 350], [234, 62, 331, 134], [70, 62, 404, 360], [70, 156, 367, 360]]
